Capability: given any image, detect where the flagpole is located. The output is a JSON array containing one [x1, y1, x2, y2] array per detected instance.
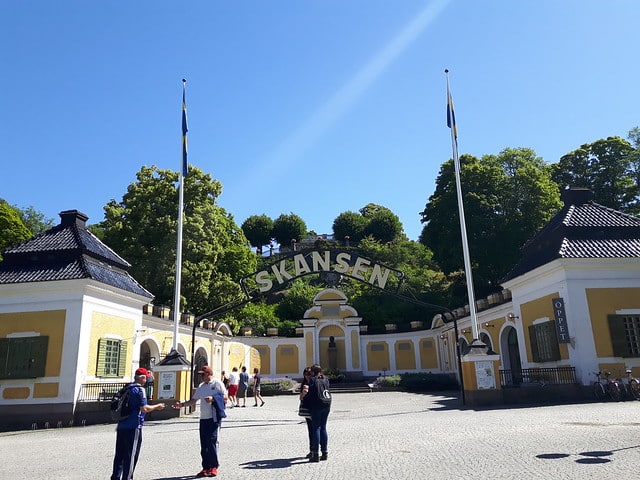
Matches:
[[172, 78, 188, 351], [445, 69, 480, 341]]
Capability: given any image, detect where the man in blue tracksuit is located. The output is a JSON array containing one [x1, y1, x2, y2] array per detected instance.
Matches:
[[111, 368, 165, 480]]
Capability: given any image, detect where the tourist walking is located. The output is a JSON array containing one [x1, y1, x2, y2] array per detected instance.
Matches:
[[228, 367, 239, 407], [237, 366, 249, 407], [300, 364, 331, 462], [172, 366, 227, 478], [253, 367, 265, 407], [110, 368, 166, 480]]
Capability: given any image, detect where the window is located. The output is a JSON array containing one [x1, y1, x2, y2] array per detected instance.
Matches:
[[608, 314, 640, 357], [0, 336, 49, 379], [96, 338, 127, 377], [529, 321, 560, 362]]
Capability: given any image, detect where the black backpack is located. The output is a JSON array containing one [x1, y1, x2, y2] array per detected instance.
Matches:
[[315, 377, 332, 407], [110, 384, 135, 422]]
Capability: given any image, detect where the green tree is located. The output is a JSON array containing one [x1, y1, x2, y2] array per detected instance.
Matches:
[[332, 204, 404, 246], [98, 165, 257, 314], [272, 213, 307, 249], [0, 201, 33, 260], [627, 127, 640, 202], [332, 211, 368, 244], [551, 136, 639, 214], [235, 301, 279, 336], [348, 236, 450, 328], [420, 148, 561, 299], [275, 280, 318, 322], [241, 214, 274, 254], [362, 206, 404, 244], [13, 205, 55, 235]]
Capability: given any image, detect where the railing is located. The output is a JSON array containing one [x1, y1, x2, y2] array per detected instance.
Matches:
[[499, 366, 577, 387], [77, 382, 154, 402]]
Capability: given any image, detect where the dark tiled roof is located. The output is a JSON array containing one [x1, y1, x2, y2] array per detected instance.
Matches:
[[502, 189, 640, 282], [0, 210, 153, 298]]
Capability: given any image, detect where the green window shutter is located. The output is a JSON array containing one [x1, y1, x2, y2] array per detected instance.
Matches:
[[529, 325, 540, 362], [608, 315, 630, 357], [545, 321, 561, 361], [118, 340, 128, 377], [96, 338, 107, 376], [0, 337, 48, 379], [0, 339, 10, 378]]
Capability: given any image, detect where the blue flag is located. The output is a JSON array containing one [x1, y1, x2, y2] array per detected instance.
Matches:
[[181, 81, 189, 176], [446, 83, 457, 140]]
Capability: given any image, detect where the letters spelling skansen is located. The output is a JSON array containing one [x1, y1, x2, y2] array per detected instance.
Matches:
[[255, 251, 391, 292]]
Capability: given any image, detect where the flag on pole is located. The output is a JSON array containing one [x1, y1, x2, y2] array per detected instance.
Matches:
[[181, 79, 189, 176], [444, 68, 480, 340], [446, 77, 457, 141]]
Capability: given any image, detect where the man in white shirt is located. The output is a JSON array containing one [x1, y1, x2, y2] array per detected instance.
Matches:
[[227, 367, 240, 407], [173, 366, 227, 478]]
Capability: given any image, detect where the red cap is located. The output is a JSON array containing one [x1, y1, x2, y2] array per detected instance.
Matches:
[[197, 366, 213, 375], [135, 367, 151, 377]]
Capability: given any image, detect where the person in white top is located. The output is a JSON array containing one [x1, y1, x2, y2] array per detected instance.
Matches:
[[227, 367, 240, 407], [172, 366, 227, 478]]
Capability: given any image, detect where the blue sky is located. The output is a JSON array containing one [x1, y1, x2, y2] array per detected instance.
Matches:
[[2, 1, 639, 242]]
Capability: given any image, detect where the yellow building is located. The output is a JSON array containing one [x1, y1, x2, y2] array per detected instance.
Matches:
[[2, 187, 640, 429]]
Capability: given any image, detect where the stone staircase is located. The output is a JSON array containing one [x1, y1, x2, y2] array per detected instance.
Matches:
[[329, 381, 375, 394]]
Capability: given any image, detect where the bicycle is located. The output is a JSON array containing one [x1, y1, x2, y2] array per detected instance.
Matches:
[[620, 368, 640, 401], [592, 371, 622, 402]]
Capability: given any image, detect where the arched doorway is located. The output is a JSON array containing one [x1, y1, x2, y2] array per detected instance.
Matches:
[[193, 347, 208, 388], [501, 326, 522, 385], [139, 339, 160, 369]]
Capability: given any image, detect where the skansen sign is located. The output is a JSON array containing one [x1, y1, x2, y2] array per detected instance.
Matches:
[[243, 250, 403, 294]]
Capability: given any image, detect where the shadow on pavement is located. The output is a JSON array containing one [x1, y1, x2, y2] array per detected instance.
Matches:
[[238, 456, 308, 470], [535, 444, 640, 465]]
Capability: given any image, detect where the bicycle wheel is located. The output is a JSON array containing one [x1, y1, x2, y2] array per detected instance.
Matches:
[[593, 382, 606, 401], [608, 382, 622, 402], [630, 379, 640, 400]]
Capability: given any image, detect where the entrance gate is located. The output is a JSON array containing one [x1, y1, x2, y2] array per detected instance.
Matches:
[[187, 248, 465, 397]]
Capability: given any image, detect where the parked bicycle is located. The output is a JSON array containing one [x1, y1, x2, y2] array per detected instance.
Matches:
[[592, 371, 622, 402], [619, 368, 640, 401]]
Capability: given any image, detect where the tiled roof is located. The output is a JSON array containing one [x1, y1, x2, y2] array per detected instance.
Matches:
[[502, 189, 640, 282], [559, 238, 640, 258], [0, 210, 153, 298]]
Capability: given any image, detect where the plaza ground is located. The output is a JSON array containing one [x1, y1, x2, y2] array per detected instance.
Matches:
[[2, 391, 639, 480]]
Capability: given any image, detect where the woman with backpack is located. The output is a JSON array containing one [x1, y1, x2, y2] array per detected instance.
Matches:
[[299, 363, 331, 462]]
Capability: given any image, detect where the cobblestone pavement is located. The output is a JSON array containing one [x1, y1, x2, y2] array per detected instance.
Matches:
[[2, 391, 639, 480]]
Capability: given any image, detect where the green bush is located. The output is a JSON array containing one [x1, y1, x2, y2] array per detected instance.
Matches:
[[324, 369, 345, 383], [375, 375, 401, 388], [248, 377, 296, 396]]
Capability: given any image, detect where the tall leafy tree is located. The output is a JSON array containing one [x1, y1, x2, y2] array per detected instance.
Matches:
[[332, 211, 368, 244], [550, 136, 639, 214], [98, 165, 257, 315], [272, 213, 307, 248], [332, 204, 404, 245], [420, 148, 561, 298], [241, 214, 274, 253], [13, 205, 55, 235], [0, 201, 33, 260], [362, 206, 404, 244], [627, 127, 640, 203]]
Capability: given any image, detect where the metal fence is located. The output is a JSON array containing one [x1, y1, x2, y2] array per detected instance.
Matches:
[[499, 366, 577, 387], [77, 382, 153, 402]]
